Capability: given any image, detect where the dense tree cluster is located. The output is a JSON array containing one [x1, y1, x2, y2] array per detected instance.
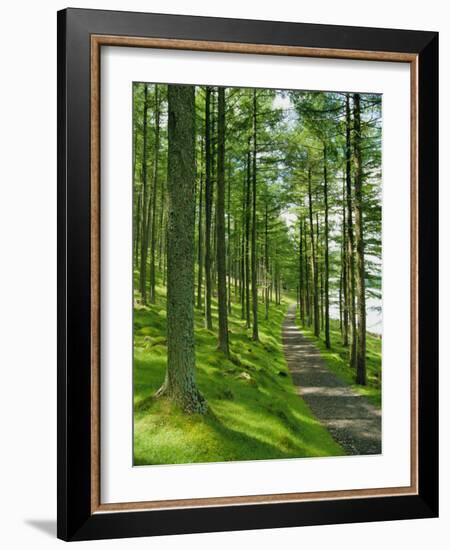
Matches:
[[133, 83, 382, 412]]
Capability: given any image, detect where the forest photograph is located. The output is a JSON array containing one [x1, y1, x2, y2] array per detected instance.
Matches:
[[132, 82, 382, 466]]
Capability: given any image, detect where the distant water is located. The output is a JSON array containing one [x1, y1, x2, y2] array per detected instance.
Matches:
[[329, 297, 382, 336]]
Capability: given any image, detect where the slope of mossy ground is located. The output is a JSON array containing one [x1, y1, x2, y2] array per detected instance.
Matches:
[[133, 284, 344, 465], [296, 314, 382, 407]]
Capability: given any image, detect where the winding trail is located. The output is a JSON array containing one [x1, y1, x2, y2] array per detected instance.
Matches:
[[282, 305, 381, 455]]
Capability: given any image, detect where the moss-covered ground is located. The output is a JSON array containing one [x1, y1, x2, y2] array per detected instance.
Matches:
[[133, 284, 345, 465]]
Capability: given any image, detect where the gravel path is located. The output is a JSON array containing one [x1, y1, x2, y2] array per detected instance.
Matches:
[[282, 305, 381, 455]]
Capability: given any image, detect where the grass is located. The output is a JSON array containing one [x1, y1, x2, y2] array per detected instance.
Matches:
[[133, 282, 345, 465], [296, 314, 382, 408]]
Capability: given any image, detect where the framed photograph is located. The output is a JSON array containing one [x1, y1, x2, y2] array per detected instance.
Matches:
[[57, 8, 438, 541]]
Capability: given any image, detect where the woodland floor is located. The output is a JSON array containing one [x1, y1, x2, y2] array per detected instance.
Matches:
[[133, 285, 345, 465], [283, 305, 382, 455], [133, 281, 382, 465]]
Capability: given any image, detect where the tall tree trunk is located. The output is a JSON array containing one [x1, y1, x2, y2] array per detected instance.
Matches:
[[149, 85, 161, 304], [133, 93, 140, 269], [233, 224, 239, 302], [196, 137, 204, 309], [251, 90, 259, 341], [353, 93, 367, 385], [317, 213, 323, 332], [227, 164, 232, 315], [264, 201, 269, 320], [235, 228, 240, 302], [269, 266, 274, 303], [278, 271, 282, 305], [346, 94, 357, 368], [211, 92, 217, 298], [234, 227, 239, 302], [323, 145, 331, 348], [320, 269, 324, 331], [139, 85, 150, 304], [158, 183, 166, 270], [240, 171, 246, 319], [308, 166, 320, 337], [156, 84, 206, 413], [204, 87, 213, 330], [299, 216, 305, 325], [134, 189, 141, 269], [211, 204, 217, 296], [304, 219, 311, 326], [339, 258, 343, 332], [341, 173, 349, 346], [245, 142, 251, 329], [162, 216, 168, 286], [216, 88, 230, 355]]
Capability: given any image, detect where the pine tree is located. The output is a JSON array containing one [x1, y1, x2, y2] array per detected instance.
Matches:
[[156, 84, 206, 413]]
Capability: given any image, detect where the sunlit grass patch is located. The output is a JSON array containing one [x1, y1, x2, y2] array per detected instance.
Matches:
[[133, 287, 345, 465]]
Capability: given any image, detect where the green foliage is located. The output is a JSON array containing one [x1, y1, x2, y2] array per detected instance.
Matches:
[[132, 83, 383, 462]]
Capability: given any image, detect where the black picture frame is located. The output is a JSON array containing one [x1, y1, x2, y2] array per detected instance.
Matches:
[[57, 7, 438, 541]]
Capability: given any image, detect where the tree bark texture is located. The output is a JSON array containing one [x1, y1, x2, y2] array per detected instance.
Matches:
[[353, 93, 367, 385], [156, 84, 206, 413], [216, 88, 230, 355]]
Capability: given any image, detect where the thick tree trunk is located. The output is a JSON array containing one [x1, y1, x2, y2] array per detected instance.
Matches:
[[149, 85, 160, 304], [323, 145, 331, 348], [139, 85, 150, 303], [156, 85, 206, 414], [251, 90, 259, 341], [346, 94, 357, 369], [353, 93, 367, 385], [216, 88, 230, 355], [204, 87, 213, 330]]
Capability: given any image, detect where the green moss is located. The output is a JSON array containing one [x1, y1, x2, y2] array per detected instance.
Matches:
[[297, 315, 382, 407], [133, 288, 345, 465]]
